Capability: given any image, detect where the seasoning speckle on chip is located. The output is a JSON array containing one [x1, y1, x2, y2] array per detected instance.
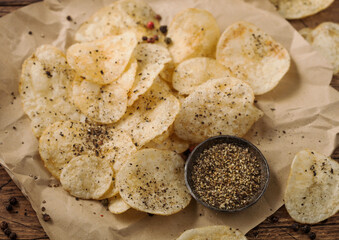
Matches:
[[117, 149, 191, 215], [167, 8, 220, 64], [75, 0, 163, 42], [67, 32, 137, 85], [60, 155, 113, 200], [117, 79, 180, 148], [127, 43, 171, 106], [19, 45, 86, 137], [39, 121, 136, 179], [191, 143, 262, 210], [174, 77, 263, 143], [172, 57, 231, 95], [269, 0, 334, 19], [216, 21, 290, 95], [284, 150, 339, 224], [72, 58, 138, 124]]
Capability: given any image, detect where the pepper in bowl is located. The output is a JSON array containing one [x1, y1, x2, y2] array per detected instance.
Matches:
[[185, 135, 269, 212]]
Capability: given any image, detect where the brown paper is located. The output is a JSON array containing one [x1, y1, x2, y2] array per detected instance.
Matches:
[[0, 0, 338, 239]]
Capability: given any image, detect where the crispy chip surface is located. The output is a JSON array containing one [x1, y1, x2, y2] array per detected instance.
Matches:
[[75, 0, 162, 42], [99, 181, 119, 200], [127, 43, 171, 106], [39, 121, 136, 178], [176, 225, 247, 240], [117, 79, 180, 147], [284, 150, 339, 224], [19, 45, 85, 137], [117, 149, 191, 215], [216, 21, 290, 95], [299, 22, 339, 74], [144, 134, 189, 154], [269, 0, 334, 19], [174, 77, 263, 143], [172, 57, 231, 95], [72, 58, 137, 124], [167, 8, 220, 65], [67, 32, 137, 85], [108, 194, 131, 214], [60, 155, 113, 199]]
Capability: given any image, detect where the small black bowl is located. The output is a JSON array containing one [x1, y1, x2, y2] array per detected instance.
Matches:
[[185, 135, 269, 212]]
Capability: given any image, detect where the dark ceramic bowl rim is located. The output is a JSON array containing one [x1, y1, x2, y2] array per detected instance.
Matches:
[[185, 135, 270, 212]]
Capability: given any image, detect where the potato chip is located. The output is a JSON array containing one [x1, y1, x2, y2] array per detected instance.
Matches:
[[72, 58, 137, 124], [299, 28, 313, 42], [151, 124, 174, 144], [67, 32, 137, 85], [108, 194, 131, 214], [39, 121, 136, 178], [176, 225, 247, 240], [19, 45, 86, 137], [299, 22, 339, 75], [98, 181, 119, 200], [116, 58, 138, 92], [284, 150, 339, 224], [269, 0, 334, 19], [60, 155, 113, 199], [117, 149, 191, 215], [172, 57, 231, 95], [159, 61, 175, 83], [75, 0, 162, 43], [127, 43, 171, 106], [144, 134, 189, 154], [216, 21, 290, 95], [174, 77, 263, 143], [117, 79, 180, 147], [167, 8, 220, 65]]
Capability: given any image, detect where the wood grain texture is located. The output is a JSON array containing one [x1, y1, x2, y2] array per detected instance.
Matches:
[[0, 0, 338, 240]]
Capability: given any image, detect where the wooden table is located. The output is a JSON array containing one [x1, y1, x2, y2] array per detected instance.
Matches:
[[0, 0, 338, 239]]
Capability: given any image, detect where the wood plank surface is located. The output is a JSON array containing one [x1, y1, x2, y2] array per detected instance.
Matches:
[[0, 0, 338, 239]]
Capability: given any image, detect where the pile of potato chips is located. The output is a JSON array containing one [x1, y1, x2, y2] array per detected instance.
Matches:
[[19, 0, 291, 216]]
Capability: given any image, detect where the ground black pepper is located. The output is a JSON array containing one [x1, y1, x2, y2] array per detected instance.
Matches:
[[291, 223, 299, 232], [191, 143, 262, 210], [5, 204, 13, 212], [9, 232, 17, 240], [4, 228, 11, 236], [0, 221, 8, 230], [301, 225, 311, 234], [309, 232, 316, 240], [9, 197, 17, 206]]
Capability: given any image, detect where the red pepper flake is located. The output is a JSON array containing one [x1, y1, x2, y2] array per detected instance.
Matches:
[[146, 21, 154, 29], [153, 35, 159, 41], [142, 36, 148, 41], [155, 14, 162, 21], [147, 37, 155, 43], [100, 214, 104, 217]]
